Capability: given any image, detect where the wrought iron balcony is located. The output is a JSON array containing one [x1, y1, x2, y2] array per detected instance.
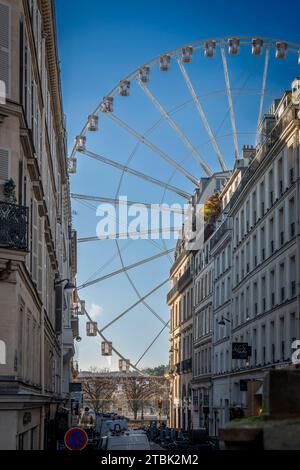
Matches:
[[181, 358, 192, 373], [210, 217, 232, 250], [167, 266, 193, 304], [177, 267, 192, 292], [0, 201, 29, 251]]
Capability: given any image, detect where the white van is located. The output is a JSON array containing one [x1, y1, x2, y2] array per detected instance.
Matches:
[[102, 432, 151, 451]]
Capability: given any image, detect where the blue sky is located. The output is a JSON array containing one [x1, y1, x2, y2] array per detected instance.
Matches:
[[55, 0, 300, 371]]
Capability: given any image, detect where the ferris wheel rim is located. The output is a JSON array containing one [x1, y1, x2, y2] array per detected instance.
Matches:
[[69, 35, 300, 158]]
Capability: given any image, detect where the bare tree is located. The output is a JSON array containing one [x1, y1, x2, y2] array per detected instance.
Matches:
[[122, 376, 167, 420], [81, 368, 118, 415]]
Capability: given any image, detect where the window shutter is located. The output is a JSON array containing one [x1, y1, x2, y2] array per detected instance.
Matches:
[[25, 44, 32, 125], [0, 148, 9, 181], [55, 285, 63, 334], [37, 10, 42, 71], [37, 216, 43, 294], [0, 3, 10, 97], [32, 199, 38, 284]]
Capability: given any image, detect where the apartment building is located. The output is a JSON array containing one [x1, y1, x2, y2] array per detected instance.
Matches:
[[211, 81, 300, 433], [168, 78, 300, 435], [168, 174, 230, 432], [223, 83, 300, 421], [191, 234, 213, 433], [167, 239, 193, 430], [0, 0, 77, 449], [210, 155, 250, 435]]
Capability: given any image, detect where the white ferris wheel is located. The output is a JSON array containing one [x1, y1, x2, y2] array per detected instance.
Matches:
[[68, 37, 300, 374]]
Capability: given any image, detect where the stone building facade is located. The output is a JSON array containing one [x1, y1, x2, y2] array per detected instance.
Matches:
[[168, 78, 300, 436], [0, 0, 77, 449]]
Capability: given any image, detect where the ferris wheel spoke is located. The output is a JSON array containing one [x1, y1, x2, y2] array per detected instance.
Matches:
[[77, 248, 174, 290], [77, 294, 144, 375], [83, 149, 190, 199], [221, 47, 240, 159], [107, 113, 200, 184], [177, 60, 227, 172], [78, 227, 181, 243], [134, 321, 170, 367], [115, 240, 168, 326], [139, 81, 213, 175], [257, 48, 270, 140], [71, 193, 185, 214], [99, 279, 169, 333]]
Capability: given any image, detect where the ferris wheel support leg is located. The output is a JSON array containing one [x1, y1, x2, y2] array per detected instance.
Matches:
[[221, 47, 240, 160], [177, 60, 227, 172]]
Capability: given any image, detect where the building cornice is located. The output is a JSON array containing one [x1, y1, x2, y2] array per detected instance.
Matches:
[[40, 0, 68, 184]]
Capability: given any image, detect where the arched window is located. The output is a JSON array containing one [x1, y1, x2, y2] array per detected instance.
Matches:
[[0, 340, 6, 365]]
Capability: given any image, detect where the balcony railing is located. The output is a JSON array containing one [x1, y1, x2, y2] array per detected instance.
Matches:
[[0, 201, 29, 251], [167, 266, 193, 303], [210, 217, 232, 250], [181, 358, 192, 373], [177, 267, 192, 292]]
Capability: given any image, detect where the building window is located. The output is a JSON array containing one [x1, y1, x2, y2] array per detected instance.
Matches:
[[289, 197, 295, 238], [279, 208, 284, 246], [261, 226, 265, 261], [260, 180, 265, 217], [288, 146, 295, 184], [253, 282, 258, 315], [253, 329, 257, 367], [240, 209, 244, 238], [252, 191, 257, 225], [278, 158, 283, 195], [279, 263, 285, 302], [290, 312, 296, 345], [270, 270, 275, 307], [261, 277, 266, 312], [253, 235, 257, 268], [0, 3, 11, 98], [246, 200, 250, 232], [235, 217, 239, 246], [290, 256, 296, 298], [269, 169, 274, 207], [280, 317, 285, 361], [261, 325, 266, 365]]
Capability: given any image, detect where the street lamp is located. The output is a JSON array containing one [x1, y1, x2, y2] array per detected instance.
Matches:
[[218, 316, 231, 326], [54, 278, 76, 294]]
